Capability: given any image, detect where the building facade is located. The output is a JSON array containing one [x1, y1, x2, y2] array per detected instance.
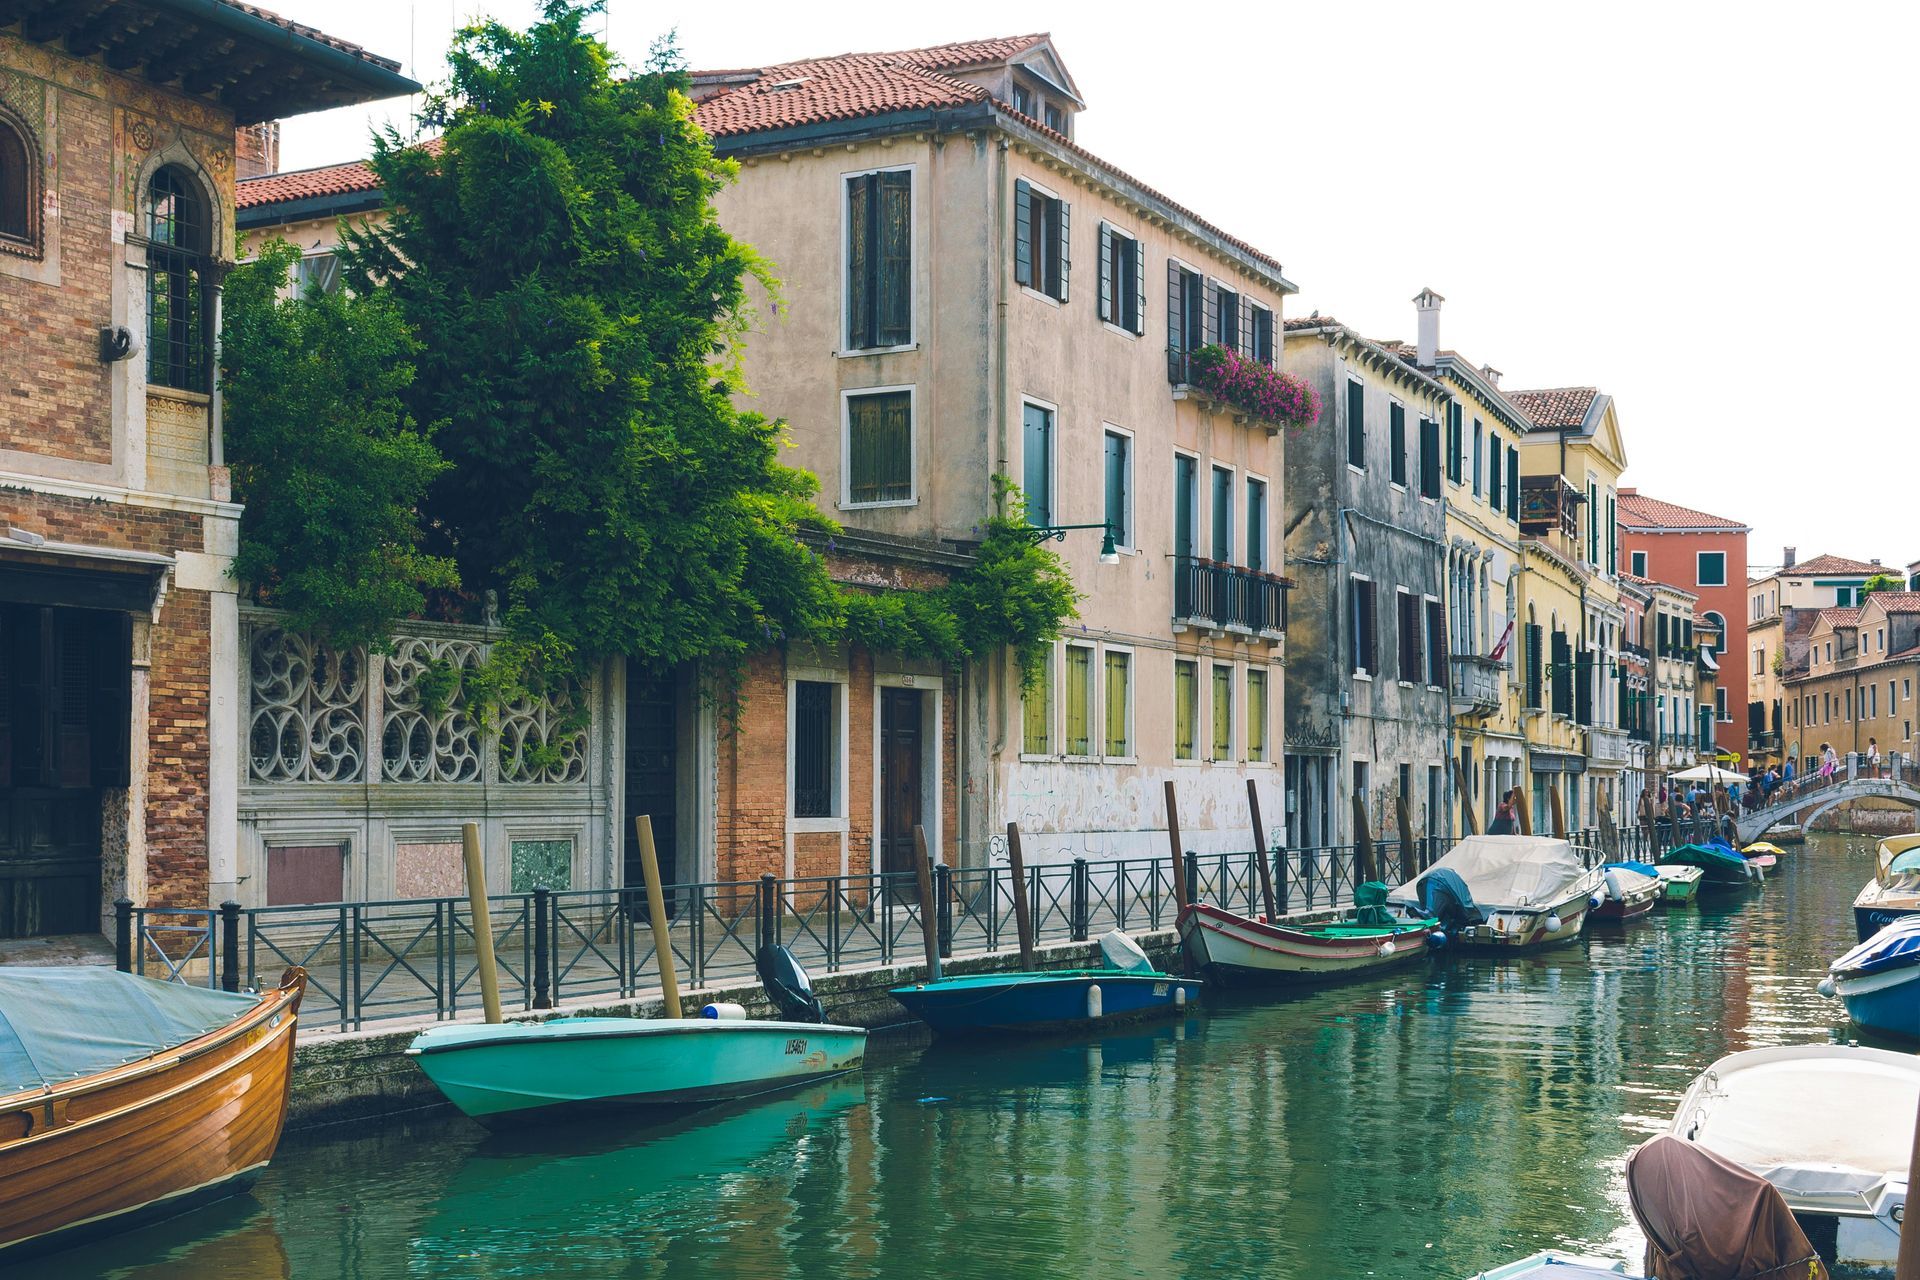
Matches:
[[0, 7, 411, 939], [1747, 550, 1891, 770], [1786, 593, 1920, 772]]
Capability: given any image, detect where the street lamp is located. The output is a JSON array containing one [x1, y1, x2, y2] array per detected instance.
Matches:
[[1023, 522, 1120, 565]]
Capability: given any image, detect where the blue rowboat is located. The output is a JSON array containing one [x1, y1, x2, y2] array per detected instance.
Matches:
[[1852, 833, 1920, 941], [1821, 915, 1920, 1040], [889, 932, 1199, 1036]]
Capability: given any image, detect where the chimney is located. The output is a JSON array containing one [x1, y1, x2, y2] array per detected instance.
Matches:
[[234, 121, 280, 179], [1483, 366, 1501, 386], [1782, 546, 1796, 570], [1413, 288, 1444, 367]]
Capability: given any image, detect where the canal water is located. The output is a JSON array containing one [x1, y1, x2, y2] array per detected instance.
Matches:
[[17, 833, 1894, 1280]]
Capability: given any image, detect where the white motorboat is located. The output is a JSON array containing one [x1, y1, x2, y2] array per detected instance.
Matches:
[[1670, 1043, 1920, 1273], [1388, 835, 1605, 951], [1852, 832, 1920, 942]]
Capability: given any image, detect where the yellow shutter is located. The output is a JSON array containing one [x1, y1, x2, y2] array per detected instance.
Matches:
[[1212, 665, 1232, 760], [1023, 658, 1053, 755], [1247, 668, 1267, 762], [1065, 646, 1092, 756], [1175, 661, 1196, 760], [1104, 651, 1130, 756]]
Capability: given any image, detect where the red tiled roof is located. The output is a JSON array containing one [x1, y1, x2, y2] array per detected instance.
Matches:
[[1504, 386, 1597, 428], [1616, 491, 1748, 532], [1864, 591, 1920, 613], [1817, 608, 1863, 628], [1284, 315, 1344, 331], [237, 138, 441, 209], [218, 0, 402, 72], [1790, 554, 1885, 576]]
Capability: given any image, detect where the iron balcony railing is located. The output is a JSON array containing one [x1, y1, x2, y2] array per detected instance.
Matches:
[[1449, 654, 1504, 715], [1171, 556, 1290, 635]]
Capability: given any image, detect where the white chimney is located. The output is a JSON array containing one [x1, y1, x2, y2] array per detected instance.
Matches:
[[1783, 546, 1796, 570], [1414, 288, 1444, 367]]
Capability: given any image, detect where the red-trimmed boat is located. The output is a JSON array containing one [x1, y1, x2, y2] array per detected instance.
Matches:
[[1177, 883, 1443, 986]]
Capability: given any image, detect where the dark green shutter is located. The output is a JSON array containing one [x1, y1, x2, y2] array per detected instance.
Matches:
[[1131, 238, 1145, 334], [1166, 259, 1181, 355], [1389, 405, 1406, 487], [877, 172, 911, 346], [1104, 432, 1126, 545], [1174, 454, 1195, 559], [1097, 223, 1112, 321], [1506, 450, 1520, 521], [1346, 380, 1365, 469], [1202, 279, 1218, 347], [1055, 198, 1069, 301], [846, 174, 871, 348], [1023, 403, 1051, 527], [1013, 178, 1032, 288]]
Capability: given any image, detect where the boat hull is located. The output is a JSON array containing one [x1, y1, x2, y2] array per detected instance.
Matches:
[[409, 1018, 867, 1123], [1176, 903, 1436, 985], [1835, 963, 1920, 1041], [1853, 879, 1920, 942], [1452, 892, 1600, 952], [0, 975, 304, 1261], [888, 971, 1199, 1036], [1653, 868, 1702, 904], [1592, 887, 1659, 923], [1665, 845, 1759, 888]]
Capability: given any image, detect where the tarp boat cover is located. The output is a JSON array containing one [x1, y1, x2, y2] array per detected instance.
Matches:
[[1391, 836, 1594, 912], [1831, 915, 1920, 979], [1602, 866, 1662, 899], [1876, 832, 1920, 885], [0, 967, 260, 1096], [1627, 1135, 1827, 1280]]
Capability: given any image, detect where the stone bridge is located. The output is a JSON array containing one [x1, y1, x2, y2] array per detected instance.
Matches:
[[1737, 762, 1920, 843]]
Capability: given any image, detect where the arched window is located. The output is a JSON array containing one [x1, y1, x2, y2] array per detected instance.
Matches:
[[0, 110, 36, 250], [146, 166, 211, 392], [1702, 610, 1726, 657]]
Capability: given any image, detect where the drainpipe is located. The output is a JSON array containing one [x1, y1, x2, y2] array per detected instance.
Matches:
[[989, 134, 1011, 784]]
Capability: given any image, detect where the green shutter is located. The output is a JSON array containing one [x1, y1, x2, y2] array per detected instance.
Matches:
[[1065, 646, 1092, 755], [1131, 237, 1146, 334], [1023, 659, 1053, 754], [1104, 432, 1127, 546], [1174, 660, 1197, 760], [877, 172, 911, 346], [1097, 222, 1112, 321], [1055, 198, 1070, 301], [846, 174, 871, 347], [1013, 178, 1032, 288], [1246, 668, 1267, 762], [1211, 665, 1232, 761]]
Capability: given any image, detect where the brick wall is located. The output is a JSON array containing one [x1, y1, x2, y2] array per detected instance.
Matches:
[[145, 589, 210, 906], [717, 652, 788, 883], [0, 487, 203, 555]]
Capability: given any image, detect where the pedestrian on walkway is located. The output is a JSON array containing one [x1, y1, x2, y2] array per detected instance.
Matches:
[[1820, 743, 1839, 779], [1868, 737, 1881, 776], [1784, 758, 1796, 786], [1489, 796, 1517, 835]]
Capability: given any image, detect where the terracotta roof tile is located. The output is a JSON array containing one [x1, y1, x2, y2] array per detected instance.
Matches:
[[1865, 591, 1920, 613], [1616, 491, 1748, 532], [1283, 315, 1344, 331], [1818, 607, 1863, 627], [1789, 554, 1886, 576], [237, 138, 441, 210], [217, 0, 402, 72], [1504, 386, 1598, 428]]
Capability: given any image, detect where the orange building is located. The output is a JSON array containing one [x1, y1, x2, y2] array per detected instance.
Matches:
[[1617, 491, 1751, 763]]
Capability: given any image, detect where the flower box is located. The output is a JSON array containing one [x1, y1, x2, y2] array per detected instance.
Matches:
[[1186, 344, 1320, 431]]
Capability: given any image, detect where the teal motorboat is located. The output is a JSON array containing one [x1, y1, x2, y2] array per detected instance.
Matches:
[[1663, 839, 1761, 888], [408, 946, 866, 1125], [889, 931, 1199, 1036]]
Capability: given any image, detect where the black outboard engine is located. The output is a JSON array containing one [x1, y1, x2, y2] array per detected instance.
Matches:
[[757, 944, 826, 1024], [1416, 868, 1488, 935]]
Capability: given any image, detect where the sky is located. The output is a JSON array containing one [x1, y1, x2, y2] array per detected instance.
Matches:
[[267, 0, 1919, 581]]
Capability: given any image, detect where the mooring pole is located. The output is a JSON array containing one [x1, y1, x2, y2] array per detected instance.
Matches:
[[1247, 780, 1276, 921], [1005, 821, 1036, 967], [1164, 780, 1187, 910], [1549, 783, 1569, 840], [1351, 795, 1376, 887], [1512, 786, 1534, 836], [1395, 796, 1419, 881], [461, 821, 503, 1025], [635, 814, 681, 1019], [912, 824, 942, 982]]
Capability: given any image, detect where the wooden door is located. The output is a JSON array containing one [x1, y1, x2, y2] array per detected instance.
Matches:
[[0, 789, 101, 936], [879, 689, 923, 879], [624, 665, 679, 889]]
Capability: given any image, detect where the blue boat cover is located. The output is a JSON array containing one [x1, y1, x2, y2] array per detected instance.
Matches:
[[1603, 861, 1660, 879], [0, 967, 258, 1096], [1832, 916, 1920, 979], [1414, 868, 1488, 931]]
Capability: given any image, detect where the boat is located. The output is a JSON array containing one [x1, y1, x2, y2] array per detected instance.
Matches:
[[1820, 915, 1920, 1041], [1176, 881, 1443, 986], [0, 965, 308, 1261], [1626, 1134, 1828, 1279], [1670, 1043, 1918, 1273], [1592, 863, 1662, 923], [1387, 835, 1605, 952], [1650, 864, 1703, 904], [1663, 839, 1762, 888], [1462, 1251, 1632, 1278], [888, 930, 1199, 1036], [1743, 841, 1789, 859], [408, 945, 866, 1125], [1852, 832, 1920, 942]]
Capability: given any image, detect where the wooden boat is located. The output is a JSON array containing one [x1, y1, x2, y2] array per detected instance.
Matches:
[[1388, 836, 1605, 952], [1820, 915, 1920, 1041], [1592, 863, 1662, 922], [1851, 832, 1920, 941], [0, 965, 307, 1261], [889, 931, 1199, 1036], [1651, 864, 1703, 904], [1671, 1044, 1917, 1273], [1176, 882, 1441, 985], [408, 946, 865, 1125], [1664, 840, 1762, 888], [1463, 1252, 1632, 1278]]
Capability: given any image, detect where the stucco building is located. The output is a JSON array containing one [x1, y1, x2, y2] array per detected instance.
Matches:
[[1747, 550, 1891, 770], [0, 5, 412, 940], [1787, 592, 1920, 773]]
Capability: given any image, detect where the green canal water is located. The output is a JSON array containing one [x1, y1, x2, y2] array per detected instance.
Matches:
[[16, 833, 1899, 1280]]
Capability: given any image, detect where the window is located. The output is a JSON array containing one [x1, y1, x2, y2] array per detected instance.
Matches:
[[1173, 452, 1197, 565], [1245, 477, 1268, 571], [1215, 284, 1240, 352], [293, 251, 342, 298], [845, 170, 911, 350], [1419, 416, 1441, 499], [845, 389, 913, 505], [1446, 403, 1464, 485], [1397, 590, 1422, 684], [0, 109, 37, 249], [1697, 551, 1727, 587], [1488, 438, 1504, 510], [1211, 664, 1233, 761], [1389, 402, 1408, 488], [1168, 263, 1203, 358], [1103, 429, 1132, 549], [1174, 660, 1198, 760], [1352, 577, 1378, 676], [1246, 667, 1268, 762], [1022, 656, 1053, 755], [1044, 104, 1065, 134], [1210, 465, 1233, 561], [1064, 644, 1094, 756], [147, 166, 211, 392], [1346, 380, 1366, 470], [1588, 481, 1600, 563], [1014, 179, 1068, 301], [1425, 598, 1447, 687], [1630, 550, 1648, 577], [1472, 421, 1484, 496], [1012, 84, 1036, 116], [1098, 224, 1145, 333], [1505, 450, 1520, 522], [1836, 586, 1856, 606], [1249, 303, 1275, 366], [1870, 683, 1879, 719], [1022, 401, 1054, 526], [1717, 687, 1730, 723], [1103, 650, 1131, 757], [791, 681, 840, 818], [1607, 496, 1617, 575]]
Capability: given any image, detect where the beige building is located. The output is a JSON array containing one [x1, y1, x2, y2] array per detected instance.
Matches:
[[1787, 592, 1920, 772], [1747, 550, 1889, 769]]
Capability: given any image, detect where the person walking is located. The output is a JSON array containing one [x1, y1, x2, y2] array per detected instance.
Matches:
[[1868, 737, 1881, 776], [1784, 758, 1796, 787], [1489, 796, 1517, 835], [1820, 742, 1839, 780]]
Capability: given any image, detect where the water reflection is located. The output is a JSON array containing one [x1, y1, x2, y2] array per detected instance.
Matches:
[[8, 833, 1890, 1280]]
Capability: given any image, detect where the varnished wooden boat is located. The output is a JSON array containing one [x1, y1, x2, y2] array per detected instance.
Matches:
[[0, 966, 307, 1261]]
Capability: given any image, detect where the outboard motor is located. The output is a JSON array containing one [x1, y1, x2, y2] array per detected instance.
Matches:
[[756, 944, 826, 1024], [1415, 868, 1488, 935]]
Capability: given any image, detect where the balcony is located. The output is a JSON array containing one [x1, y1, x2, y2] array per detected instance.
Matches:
[[1172, 556, 1290, 639], [1588, 726, 1632, 766], [1449, 654, 1504, 718], [1519, 475, 1583, 540], [1749, 730, 1782, 752]]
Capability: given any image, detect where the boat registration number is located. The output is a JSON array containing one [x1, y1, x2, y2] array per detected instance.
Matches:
[[1153, 983, 1168, 996], [785, 1038, 808, 1055]]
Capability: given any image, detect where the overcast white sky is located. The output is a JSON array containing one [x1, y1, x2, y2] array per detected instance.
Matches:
[[269, 0, 1918, 580]]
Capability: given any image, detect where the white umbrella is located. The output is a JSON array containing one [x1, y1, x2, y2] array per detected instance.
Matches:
[[1668, 763, 1749, 785]]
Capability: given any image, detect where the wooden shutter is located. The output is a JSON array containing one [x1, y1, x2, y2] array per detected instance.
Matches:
[[1097, 223, 1112, 321], [1131, 238, 1146, 334], [1202, 279, 1218, 347], [1166, 259, 1181, 353], [1506, 450, 1520, 521], [1055, 198, 1070, 302], [1239, 296, 1253, 358], [1013, 178, 1033, 288], [846, 174, 872, 348], [1526, 624, 1544, 707], [1426, 600, 1447, 686], [877, 172, 911, 347]]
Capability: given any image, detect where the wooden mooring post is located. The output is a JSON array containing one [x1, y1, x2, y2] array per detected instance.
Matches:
[[1511, 786, 1534, 836], [1005, 821, 1036, 968], [635, 815, 682, 1019], [461, 821, 503, 1025], [1247, 780, 1277, 921], [912, 824, 942, 982], [1165, 780, 1188, 910], [1351, 795, 1377, 887], [1395, 796, 1419, 880], [1548, 783, 1569, 841]]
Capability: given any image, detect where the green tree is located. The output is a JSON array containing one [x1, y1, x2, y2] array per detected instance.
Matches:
[[1862, 572, 1902, 598], [342, 2, 840, 688], [220, 240, 456, 648]]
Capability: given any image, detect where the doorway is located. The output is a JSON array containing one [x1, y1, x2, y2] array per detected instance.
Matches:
[[879, 688, 923, 879], [624, 664, 679, 890]]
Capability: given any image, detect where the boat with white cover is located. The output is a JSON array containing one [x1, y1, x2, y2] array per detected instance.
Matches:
[[1670, 1043, 1920, 1273], [1388, 836, 1605, 952], [1852, 832, 1920, 942]]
